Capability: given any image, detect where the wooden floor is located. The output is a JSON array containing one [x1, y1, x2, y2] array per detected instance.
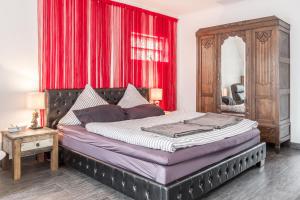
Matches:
[[0, 145, 300, 200]]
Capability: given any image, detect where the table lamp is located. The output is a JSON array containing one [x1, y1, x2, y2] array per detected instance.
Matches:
[[26, 92, 45, 129], [149, 88, 162, 106]]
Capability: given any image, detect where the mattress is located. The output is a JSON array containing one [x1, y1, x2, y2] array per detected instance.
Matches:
[[85, 111, 258, 152], [58, 125, 260, 184]]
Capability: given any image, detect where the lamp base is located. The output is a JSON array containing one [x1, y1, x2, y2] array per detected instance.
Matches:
[[154, 100, 160, 106], [30, 110, 41, 130], [150, 100, 161, 106]]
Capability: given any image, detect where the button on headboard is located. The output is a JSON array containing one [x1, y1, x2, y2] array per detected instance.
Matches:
[[45, 88, 149, 129]]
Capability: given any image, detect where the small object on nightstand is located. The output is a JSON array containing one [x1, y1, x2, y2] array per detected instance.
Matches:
[[1, 127, 58, 181], [26, 92, 45, 129], [8, 124, 27, 133]]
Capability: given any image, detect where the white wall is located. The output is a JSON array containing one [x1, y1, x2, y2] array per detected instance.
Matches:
[[177, 0, 300, 143], [0, 0, 38, 131]]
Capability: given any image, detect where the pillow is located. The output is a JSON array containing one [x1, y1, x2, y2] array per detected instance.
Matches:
[[124, 104, 165, 120], [73, 105, 126, 126], [58, 84, 108, 125], [117, 84, 149, 108]]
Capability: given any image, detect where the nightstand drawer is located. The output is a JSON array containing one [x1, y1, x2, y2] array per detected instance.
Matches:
[[21, 138, 53, 152]]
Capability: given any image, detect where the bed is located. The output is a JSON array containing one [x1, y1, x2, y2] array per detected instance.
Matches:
[[45, 88, 266, 200]]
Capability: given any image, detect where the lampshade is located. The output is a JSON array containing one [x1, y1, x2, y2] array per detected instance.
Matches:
[[150, 88, 162, 101], [26, 92, 45, 109]]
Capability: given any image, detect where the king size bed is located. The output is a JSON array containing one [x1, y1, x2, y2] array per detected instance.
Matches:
[[45, 87, 266, 200]]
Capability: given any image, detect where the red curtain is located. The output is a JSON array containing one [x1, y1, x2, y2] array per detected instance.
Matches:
[[38, 0, 90, 125], [89, 0, 111, 88], [38, 0, 177, 111], [38, 0, 89, 91], [107, 1, 177, 110]]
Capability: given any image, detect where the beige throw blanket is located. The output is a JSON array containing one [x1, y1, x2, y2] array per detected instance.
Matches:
[[141, 113, 242, 138], [184, 112, 243, 129], [141, 122, 213, 138]]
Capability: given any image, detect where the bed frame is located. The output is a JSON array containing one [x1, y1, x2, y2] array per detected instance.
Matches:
[[46, 88, 266, 200]]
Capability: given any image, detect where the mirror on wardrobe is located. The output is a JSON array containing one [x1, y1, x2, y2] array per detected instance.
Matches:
[[220, 36, 246, 116]]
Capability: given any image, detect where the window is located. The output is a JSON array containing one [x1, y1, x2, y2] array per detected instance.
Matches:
[[131, 32, 168, 62]]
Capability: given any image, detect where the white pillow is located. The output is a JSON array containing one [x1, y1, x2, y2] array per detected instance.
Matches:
[[117, 84, 149, 108], [58, 84, 108, 125]]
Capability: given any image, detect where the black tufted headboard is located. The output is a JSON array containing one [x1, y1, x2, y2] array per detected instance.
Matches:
[[45, 88, 149, 129]]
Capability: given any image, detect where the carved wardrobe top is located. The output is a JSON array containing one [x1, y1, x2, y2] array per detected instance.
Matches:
[[196, 16, 289, 36]]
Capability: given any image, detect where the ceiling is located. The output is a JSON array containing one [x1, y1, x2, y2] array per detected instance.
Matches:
[[113, 0, 247, 17]]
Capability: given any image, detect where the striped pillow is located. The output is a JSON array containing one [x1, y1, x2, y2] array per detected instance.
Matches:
[[117, 84, 149, 108], [58, 84, 108, 125]]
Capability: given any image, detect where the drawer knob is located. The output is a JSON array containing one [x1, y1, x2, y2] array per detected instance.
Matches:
[[36, 143, 40, 147]]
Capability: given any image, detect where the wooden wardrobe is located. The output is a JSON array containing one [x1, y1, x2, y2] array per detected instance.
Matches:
[[196, 16, 290, 152]]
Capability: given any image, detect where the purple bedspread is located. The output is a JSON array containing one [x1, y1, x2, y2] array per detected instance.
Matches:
[[58, 125, 260, 166], [58, 125, 260, 184]]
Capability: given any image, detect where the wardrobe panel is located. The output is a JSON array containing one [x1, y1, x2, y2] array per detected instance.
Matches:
[[280, 124, 290, 140], [255, 99, 274, 122], [278, 30, 290, 126], [279, 63, 290, 89], [254, 29, 274, 97], [201, 97, 215, 112], [200, 37, 215, 95], [280, 95, 289, 121], [198, 36, 217, 112], [279, 31, 290, 58]]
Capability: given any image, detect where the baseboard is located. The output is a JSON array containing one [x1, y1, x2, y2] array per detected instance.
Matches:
[[290, 142, 300, 150]]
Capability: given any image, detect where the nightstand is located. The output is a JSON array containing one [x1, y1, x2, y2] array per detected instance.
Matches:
[[1, 127, 58, 181]]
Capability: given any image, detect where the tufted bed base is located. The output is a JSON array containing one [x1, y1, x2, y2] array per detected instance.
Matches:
[[46, 88, 266, 200], [59, 143, 266, 200]]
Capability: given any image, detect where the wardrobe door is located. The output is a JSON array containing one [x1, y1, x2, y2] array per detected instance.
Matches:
[[253, 27, 278, 141], [197, 35, 217, 112]]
